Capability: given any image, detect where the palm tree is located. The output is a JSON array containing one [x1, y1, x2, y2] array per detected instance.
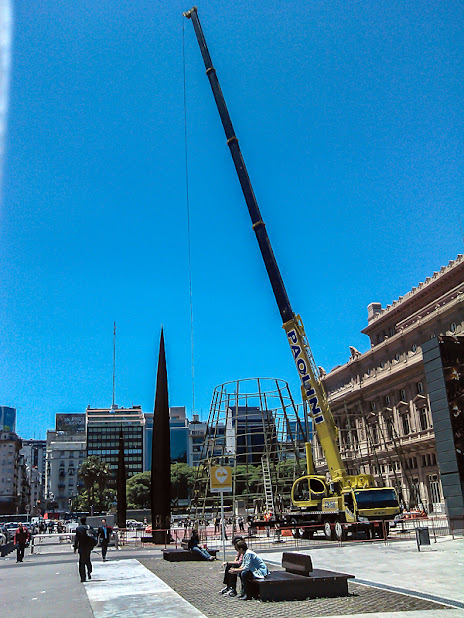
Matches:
[[78, 456, 111, 514]]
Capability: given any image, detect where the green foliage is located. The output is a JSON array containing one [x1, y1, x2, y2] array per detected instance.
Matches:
[[171, 463, 195, 503], [75, 485, 116, 512], [78, 455, 111, 491], [77, 456, 111, 512], [125, 464, 197, 509], [234, 465, 261, 496], [127, 471, 151, 509]]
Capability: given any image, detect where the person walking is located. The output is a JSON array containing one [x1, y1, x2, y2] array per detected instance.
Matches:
[[14, 523, 30, 563], [229, 540, 269, 600], [73, 516, 96, 583], [97, 518, 113, 562]]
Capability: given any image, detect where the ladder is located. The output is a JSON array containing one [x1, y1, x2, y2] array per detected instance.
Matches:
[[261, 455, 275, 514]]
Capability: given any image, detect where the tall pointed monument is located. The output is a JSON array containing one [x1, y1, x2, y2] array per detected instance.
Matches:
[[151, 328, 171, 543]]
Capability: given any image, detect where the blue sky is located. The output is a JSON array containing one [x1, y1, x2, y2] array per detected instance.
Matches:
[[1, 1, 463, 439]]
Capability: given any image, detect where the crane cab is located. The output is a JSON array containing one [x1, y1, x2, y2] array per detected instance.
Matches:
[[291, 475, 328, 508]]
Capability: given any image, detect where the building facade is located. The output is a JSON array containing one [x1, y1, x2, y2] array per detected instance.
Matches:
[[0, 406, 16, 432], [86, 405, 145, 486], [145, 406, 192, 469], [0, 430, 23, 514], [45, 415, 86, 513], [317, 254, 464, 515], [21, 439, 47, 512]]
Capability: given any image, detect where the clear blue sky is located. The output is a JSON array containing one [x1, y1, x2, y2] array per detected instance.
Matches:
[[1, 1, 463, 440]]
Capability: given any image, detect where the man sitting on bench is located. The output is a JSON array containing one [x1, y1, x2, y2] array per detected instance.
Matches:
[[230, 540, 269, 600]]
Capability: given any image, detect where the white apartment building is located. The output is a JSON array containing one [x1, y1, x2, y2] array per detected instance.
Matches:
[[0, 430, 22, 515], [45, 428, 86, 513]]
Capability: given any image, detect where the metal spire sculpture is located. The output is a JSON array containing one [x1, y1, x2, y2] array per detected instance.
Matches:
[[151, 328, 171, 543]]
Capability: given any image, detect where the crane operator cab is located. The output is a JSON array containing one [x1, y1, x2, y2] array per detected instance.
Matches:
[[292, 475, 328, 508]]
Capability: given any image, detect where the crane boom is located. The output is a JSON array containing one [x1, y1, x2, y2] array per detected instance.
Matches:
[[184, 7, 347, 481]]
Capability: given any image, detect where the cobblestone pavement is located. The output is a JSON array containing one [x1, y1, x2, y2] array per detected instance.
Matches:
[[139, 557, 450, 617]]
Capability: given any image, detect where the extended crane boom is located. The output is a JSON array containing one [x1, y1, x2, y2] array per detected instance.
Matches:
[[184, 6, 346, 481], [185, 7, 401, 540]]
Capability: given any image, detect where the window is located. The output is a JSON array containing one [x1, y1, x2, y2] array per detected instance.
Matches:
[[400, 389, 406, 401], [385, 395, 391, 406], [395, 353, 400, 362], [412, 344, 417, 353], [417, 382, 423, 394], [429, 474, 442, 504], [450, 322, 457, 333], [402, 413, 410, 435], [419, 407, 429, 431], [385, 418, 394, 440], [370, 401, 376, 412]]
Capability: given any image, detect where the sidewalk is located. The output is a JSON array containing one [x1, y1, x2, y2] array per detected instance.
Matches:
[[1, 536, 463, 617]]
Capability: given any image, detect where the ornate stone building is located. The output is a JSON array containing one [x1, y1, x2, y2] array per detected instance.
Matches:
[[316, 254, 464, 515]]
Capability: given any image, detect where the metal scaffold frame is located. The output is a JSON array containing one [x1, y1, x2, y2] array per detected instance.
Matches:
[[190, 377, 309, 522]]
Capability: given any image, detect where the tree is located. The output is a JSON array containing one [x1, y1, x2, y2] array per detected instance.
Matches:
[[126, 465, 196, 509], [171, 463, 195, 504], [127, 472, 151, 509], [78, 456, 111, 514], [75, 486, 116, 513]]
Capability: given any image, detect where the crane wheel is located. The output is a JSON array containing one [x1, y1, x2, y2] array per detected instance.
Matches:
[[334, 520, 347, 541], [323, 520, 335, 541]]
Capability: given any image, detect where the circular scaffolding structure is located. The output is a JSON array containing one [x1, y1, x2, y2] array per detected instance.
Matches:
[[190, 377, 310, 522]]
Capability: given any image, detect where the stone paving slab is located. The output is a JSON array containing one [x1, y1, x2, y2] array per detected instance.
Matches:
[[86, 558, 206, 617], [139, 556, 451, 618]]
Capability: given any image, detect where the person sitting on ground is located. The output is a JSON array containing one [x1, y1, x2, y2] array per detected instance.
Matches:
[[229, 540, 269, 600], [188, 529, 215, 561], [220, 536, 244, 597]]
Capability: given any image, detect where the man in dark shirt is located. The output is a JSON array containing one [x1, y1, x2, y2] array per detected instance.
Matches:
[[14, 523, 30, 563], [73, 516, 95, 582], [97, 518, 113, 561]]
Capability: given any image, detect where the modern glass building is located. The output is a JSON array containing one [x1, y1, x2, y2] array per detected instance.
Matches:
[[144, 406, 190, 469], [86, 405, 145, 487]]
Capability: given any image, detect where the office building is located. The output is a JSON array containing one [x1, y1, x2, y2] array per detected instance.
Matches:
[[0, 406, 16, 432], [86, 405, 145, 486], [0, 429, 22, 514], [145, 406, 190, 469], [21, 439, 46, 512]]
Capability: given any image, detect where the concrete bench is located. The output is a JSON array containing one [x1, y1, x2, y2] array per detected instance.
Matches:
[[1, 541, 15, 557], [249, 552, 354, 602], [162, 547, 219, 562]]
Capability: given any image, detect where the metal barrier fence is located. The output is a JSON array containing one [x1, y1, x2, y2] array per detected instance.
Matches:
[[31, 532, 119, 554], [31, 533, 74, 553], [113, 515, 461, 552]]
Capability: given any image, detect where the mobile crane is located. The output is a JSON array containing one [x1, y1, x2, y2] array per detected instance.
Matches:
[[184, 7, 400, 540]]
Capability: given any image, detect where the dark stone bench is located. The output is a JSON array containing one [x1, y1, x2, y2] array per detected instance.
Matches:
[[0, 541, 15, 558], [163, 546, 219, 562], [249, 552, 354, 602]]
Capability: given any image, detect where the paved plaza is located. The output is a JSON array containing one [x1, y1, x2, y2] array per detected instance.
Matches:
[[1, 536, 463, 617]]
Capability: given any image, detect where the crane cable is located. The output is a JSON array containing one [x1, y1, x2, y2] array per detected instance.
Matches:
[[182, 17, 196, 417]]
